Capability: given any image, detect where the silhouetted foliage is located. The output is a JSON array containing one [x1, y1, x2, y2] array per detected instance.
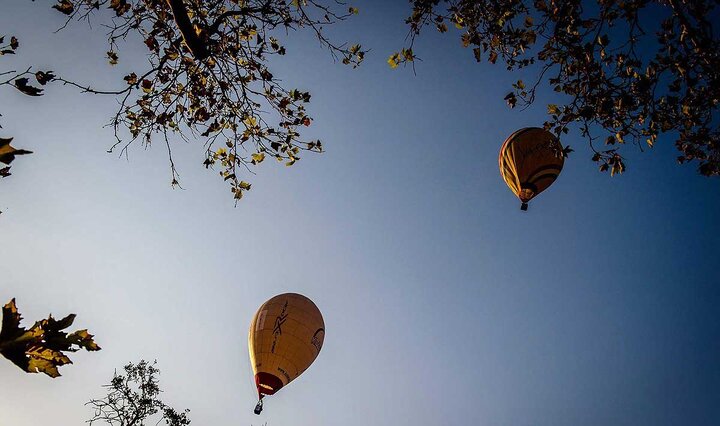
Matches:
[[87, 360, 191, 426], [6, 1, 716, 206], [393, 0, 720, 176], [0, 137, 33, 179], [0, 298, 100, 377], [51, 0, 365, 199], [0, 34, 46, 180]]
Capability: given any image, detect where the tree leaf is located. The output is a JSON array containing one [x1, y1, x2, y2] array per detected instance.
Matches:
[[110, 0, 131, 16], [124, 73, 138, 85], [14, 78, 43, 96], [251, 152, 265, 164], [141, 79, 153, 93], [107, 51, 119, 65], [52, 0, 74, 15], [503, 92, 517, 108], [0, 137, 33, 165], [387, 53, 400, 69], [35, 71, 56, 86], [0, 299, 101, 377]]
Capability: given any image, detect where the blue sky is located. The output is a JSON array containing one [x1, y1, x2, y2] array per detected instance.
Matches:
[[1, 1, 719, 425]]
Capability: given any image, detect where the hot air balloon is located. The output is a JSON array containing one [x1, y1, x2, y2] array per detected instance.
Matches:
[[499, 127, 565, 210], [248, 293, 325, 414]]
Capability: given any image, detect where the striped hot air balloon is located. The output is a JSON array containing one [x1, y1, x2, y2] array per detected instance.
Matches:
[[248, 293, 325, 414], [499, 127, 565, 210]]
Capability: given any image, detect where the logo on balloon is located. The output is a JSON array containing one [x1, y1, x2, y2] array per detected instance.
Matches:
[[271, 301, 289, 353], [311, 328, 325, 352]]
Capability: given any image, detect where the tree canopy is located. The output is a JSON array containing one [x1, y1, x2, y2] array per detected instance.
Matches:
[[1, 0, 718, 206], [50, 0, 365, 199], [393, 0, 720, 176]]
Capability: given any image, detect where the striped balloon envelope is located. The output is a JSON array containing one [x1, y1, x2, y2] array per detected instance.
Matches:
[[248, 293, 325, 414], [499, 127, 565, 210]]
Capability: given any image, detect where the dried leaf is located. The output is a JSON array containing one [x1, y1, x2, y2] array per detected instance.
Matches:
[[0, 299, 101, 378], [14, 78, 43, 96], [0, 137, 33, 165], [35, 71, 56, 86], [52, 0, 74, 15]]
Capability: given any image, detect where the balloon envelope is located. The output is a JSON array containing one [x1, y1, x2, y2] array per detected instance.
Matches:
[[248, 293, 325, 398], [498, 127, 564, 208]]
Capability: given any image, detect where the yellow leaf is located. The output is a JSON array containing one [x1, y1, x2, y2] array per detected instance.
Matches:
[[454, 15, 464, 28], [387, 54, 399, 69], [251, 152, 265, 164], [244, 116, 257, 128], [402, 48, 414, 62]]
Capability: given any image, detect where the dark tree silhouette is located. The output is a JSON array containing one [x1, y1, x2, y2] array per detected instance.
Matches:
[[87, 360, 190, 426], [393, 0, 720, 176]]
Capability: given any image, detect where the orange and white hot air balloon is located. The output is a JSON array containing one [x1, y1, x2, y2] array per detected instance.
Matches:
[[248, 293, 325, 414], [499, 127, 565, 210]]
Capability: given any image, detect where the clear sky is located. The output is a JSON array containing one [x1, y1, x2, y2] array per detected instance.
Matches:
[[1, 2, 719, 426]]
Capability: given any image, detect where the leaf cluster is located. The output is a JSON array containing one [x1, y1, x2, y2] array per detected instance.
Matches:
[[397, 0, 720, 176], [0, 34, 55, 181], [52, 0, 366, 199], [0, 298, 100, 377]]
